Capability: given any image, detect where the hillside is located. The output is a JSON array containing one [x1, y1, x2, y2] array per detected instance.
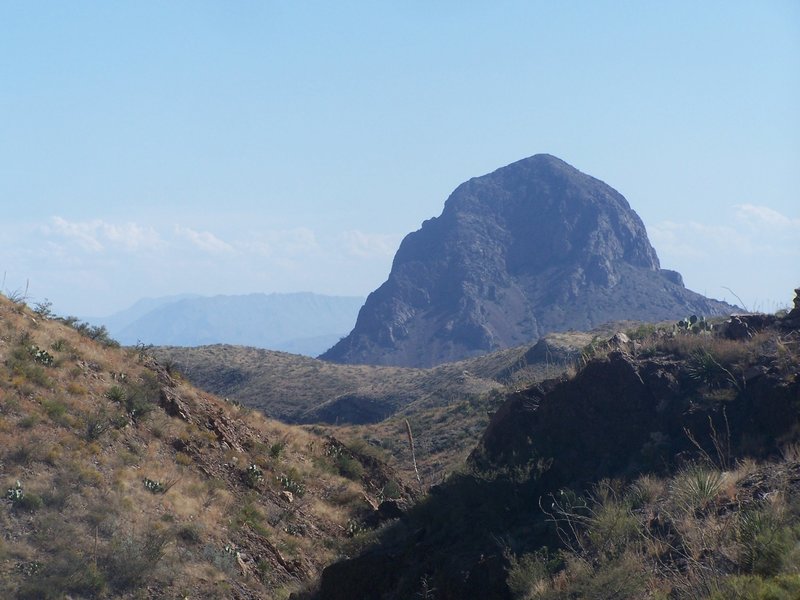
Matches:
[[321, 154, 736, 367], [314, 302, 800, 599], [152, 327, 616, 482], [0, 294, 413, 599], [87, 293, 365, 356]]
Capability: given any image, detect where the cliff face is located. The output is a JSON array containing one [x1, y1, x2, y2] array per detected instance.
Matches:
[[322, 154, 734, 367]]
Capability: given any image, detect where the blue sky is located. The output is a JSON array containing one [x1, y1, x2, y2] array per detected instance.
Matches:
[[2, 1, 798, 316]]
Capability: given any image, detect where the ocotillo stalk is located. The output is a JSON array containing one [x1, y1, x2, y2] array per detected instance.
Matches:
[[405, 419, 422, 491]]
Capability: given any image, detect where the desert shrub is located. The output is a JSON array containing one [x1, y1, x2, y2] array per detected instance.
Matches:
[[543, 481, 640, 559], [234, 500, 270, 536], [687, 348, 739, 390], [202, 544, 239, 575], [507, 549, 558, 599], [105, 385, 125, 403], [18, 414, 38, 429], [32, 298, 53, 318], [60, 317, 120, 348], [7, 441, 36, 464], [83, 409, 111, 441], [102, 530, 170, 591], [42, 398, 69, 426], [626, 323, 657, 341], [66, 382, 87, 395], [17, 492, 44, 511], [50, 338, 70, 352], [737, 507, 794, 576], [177, 523, 203, 545], [336, 454, 365, 481], [709, 574, 800, 600], [17, 551, 106, 599], [628, 474, 665, 508], [105, 374, 160, 422], [269, 441, 285, 459], [381, 479, 402, 500], [671, 466, 724, 513], [9, 352, 52, 387], [586, 497, 640, 558], [565, 553, 648, 600]]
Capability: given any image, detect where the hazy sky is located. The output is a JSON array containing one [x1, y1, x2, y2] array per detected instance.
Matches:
[[2, 1, 798, 317]]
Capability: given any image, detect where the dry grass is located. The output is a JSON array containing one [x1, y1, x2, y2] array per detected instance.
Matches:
[[516, 457, 800, 600], [0, 294, 408, 598]]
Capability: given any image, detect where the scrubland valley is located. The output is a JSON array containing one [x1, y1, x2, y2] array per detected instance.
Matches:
[[4, 286, 798, 599], [2, 156, 798, 600]]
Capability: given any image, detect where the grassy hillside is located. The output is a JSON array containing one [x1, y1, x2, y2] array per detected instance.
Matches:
[[0, 295, 412, 599]]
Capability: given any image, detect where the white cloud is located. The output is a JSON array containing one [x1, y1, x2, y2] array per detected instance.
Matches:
[[340, 230, 402, 259], [735, 204, 800, 231], [649, 220, 751, 258], [174, 226, 235, 254], [12, 215, 399, 315], [45, 217, 163, 253], [649, 204, 800, 309], [239, 227, 319, 258]]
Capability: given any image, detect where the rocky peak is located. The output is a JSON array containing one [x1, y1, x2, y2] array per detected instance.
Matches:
[[321, 155, 735, 367]]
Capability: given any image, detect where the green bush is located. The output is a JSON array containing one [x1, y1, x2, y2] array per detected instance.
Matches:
[[738, 508, 793, 576], [177, 523, 202, 545], [105, 375, 160, 422], [269, 441, 285, 459], [336, 454, 365, 481], [17, 492, 44, 511], [709, 574, 800, 600], [506, 550, 552, 599]]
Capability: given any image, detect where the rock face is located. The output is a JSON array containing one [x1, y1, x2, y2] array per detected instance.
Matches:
[[321, 154, 735, 367]]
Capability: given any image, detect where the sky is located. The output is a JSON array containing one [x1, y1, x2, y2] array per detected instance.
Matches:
[[1, 1, 798, 317]]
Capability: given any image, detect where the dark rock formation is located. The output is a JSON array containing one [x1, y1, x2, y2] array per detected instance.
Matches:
[[321, 154, 735, 367], [316, 320, 800, 600]]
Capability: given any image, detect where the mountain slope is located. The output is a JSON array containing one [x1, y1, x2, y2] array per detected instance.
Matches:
[[0, 294, 412, 599], [321, 154, 735, 367]]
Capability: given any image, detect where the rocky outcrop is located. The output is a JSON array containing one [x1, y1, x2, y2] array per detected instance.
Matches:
[[315, 316, 799, 600], [321, 154, 735, 367]]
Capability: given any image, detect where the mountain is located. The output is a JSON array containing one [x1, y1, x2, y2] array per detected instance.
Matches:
[[84, 293, 202, 332], [90, 292, 364, 355], [321, 154, 736, 367]]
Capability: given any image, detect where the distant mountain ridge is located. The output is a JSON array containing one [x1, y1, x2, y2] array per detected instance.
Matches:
[[89, 292, 364, 355], [321, 154, 736, 367]]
